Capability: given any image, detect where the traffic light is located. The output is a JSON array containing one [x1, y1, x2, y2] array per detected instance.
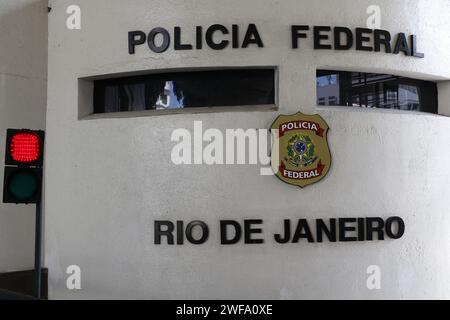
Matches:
[[3, 129, 45, 204]]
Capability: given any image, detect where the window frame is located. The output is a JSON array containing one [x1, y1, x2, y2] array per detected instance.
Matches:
[[79, 67, 279, 119]]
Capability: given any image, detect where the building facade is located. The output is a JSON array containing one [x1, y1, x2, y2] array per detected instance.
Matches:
[[0, 0, 47, 274], [2, 0, 450, 299]]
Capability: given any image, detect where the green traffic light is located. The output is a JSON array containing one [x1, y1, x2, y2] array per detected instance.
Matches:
[[7, 170, 39, 202]]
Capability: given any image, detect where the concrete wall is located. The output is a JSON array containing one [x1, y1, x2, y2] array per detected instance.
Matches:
[[46, 0, 450, 299], [0, 0, 47, 273]]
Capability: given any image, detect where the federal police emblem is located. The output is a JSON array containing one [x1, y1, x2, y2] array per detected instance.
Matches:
[[271, 112, 331, 188]]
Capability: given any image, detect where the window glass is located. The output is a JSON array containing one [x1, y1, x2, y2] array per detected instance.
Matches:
[[316, 70, 438, 114], [94, 69, 275, 114]]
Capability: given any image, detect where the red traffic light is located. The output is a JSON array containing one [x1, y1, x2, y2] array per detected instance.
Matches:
[[10, 132, 41, 163], [5, 129, 45, 167], [3, 129, 45, 204]]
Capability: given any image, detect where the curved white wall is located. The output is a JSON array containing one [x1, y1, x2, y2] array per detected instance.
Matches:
[[46, 0, 450, 299]]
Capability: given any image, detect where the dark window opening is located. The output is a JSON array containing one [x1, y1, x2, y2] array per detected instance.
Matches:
[[93, 69, 275, 114], [316, 70, 438, 114]]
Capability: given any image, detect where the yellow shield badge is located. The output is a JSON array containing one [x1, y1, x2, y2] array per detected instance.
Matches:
[[271, 112, 331, 188]]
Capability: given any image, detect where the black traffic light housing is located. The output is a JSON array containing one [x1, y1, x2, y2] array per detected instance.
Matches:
[[3, 167, 43, 204], [3, 129, 45, 204]]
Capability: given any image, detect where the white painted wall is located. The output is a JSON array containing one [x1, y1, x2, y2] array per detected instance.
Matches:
[[0, 0, 47, 273], [46, 0, 450, 299]]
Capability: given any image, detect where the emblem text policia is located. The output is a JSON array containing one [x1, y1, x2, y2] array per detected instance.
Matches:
[[271, 112, 331, 188]]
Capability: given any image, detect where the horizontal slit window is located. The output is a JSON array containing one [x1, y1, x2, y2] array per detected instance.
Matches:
[[93, 69, 275, 114], [316, 70, 438, 114]]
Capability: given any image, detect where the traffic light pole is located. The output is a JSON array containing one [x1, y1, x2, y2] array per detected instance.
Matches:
[[34, 189, 43, 299], [2, 129, 45, 299]]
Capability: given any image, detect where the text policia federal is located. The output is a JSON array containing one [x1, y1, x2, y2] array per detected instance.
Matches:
[[128, 24, 424, 58], [154, 217, 405, 245]]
